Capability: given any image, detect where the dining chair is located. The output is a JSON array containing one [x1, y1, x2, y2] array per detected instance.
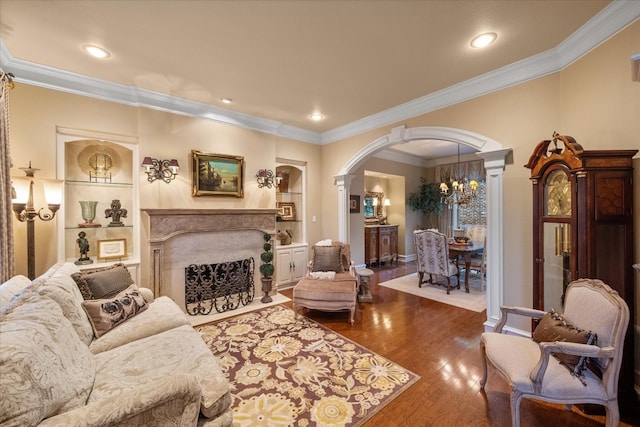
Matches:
[[413, 229, 460, 294]]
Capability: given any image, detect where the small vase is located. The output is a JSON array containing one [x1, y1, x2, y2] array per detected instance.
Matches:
[[261, 277, 273, 303], [79, 201, 100, 227]]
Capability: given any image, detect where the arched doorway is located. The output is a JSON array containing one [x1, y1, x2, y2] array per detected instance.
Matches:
[[334, 125, 511, 329]]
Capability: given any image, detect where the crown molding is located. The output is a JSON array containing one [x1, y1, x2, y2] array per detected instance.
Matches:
[[0, 40, 322, 145], [1, 1, 637, 147]]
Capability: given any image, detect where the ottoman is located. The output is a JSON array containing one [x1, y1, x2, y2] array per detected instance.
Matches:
[[292, 274, 358, 324]]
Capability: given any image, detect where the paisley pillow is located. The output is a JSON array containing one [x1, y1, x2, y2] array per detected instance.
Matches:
[[82, 284, 148, 338]]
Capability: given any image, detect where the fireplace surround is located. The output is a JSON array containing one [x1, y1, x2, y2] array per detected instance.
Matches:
[[142, 209, 277, 311]]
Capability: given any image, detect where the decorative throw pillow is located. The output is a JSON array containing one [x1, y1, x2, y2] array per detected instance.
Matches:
[[82, 284, 148, 338], [72, 263, 133, 300], [532, 309, 597, 379], [312, 245, 344, 273]]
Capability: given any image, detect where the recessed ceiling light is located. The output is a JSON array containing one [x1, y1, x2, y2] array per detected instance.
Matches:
[[82, 44, 110, 59], [310, 113, 324, 121], [221, 98, 232, 104], [470, 32, 497, 48]]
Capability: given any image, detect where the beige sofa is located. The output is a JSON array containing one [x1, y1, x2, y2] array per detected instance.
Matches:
[[0, 262, 232, 427]]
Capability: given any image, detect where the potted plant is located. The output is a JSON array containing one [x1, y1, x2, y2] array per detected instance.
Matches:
[[406, 178, 444, 229], [259, 233, 275, 303]]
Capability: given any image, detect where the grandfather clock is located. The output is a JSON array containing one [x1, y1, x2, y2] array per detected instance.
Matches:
[[525, 133, 637, 413]]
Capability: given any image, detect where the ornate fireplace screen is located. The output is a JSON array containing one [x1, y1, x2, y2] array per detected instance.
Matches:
[[184, 258, 255, 315]]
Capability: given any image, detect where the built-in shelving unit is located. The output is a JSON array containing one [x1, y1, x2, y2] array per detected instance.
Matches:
[[56, 127, 140, 281], [275, 159, 307, 288]]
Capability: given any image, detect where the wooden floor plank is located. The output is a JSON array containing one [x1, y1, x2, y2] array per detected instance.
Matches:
[[280, 262, 638, 427]]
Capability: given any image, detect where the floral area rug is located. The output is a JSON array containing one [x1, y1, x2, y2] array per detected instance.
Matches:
[[194, 305, 420, 426]]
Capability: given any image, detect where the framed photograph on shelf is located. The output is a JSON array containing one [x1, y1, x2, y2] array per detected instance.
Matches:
[[97, 238, 127, 260], [277, 202, 296, 221], [350, 195, 361, 214], [192, 150, 244, 197]]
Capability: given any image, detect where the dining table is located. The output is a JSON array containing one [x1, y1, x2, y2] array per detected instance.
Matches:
[[448, 242, 483, 293]]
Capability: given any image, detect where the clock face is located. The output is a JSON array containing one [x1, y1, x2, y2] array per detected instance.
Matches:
[[544, 170, 571, 216]]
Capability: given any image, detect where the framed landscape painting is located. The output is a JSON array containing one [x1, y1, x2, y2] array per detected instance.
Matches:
[[192, 151, 244, 197]]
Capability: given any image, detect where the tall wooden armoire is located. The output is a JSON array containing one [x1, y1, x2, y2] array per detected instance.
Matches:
[[525, 133, 637, 414]]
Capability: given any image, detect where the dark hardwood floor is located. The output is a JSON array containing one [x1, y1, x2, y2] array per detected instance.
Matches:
[[280, 262, 638, 427]]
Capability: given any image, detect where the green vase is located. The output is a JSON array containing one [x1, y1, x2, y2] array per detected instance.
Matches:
[[79, 200, 100, 227]]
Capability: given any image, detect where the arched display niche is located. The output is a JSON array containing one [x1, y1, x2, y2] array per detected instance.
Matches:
[[334, 125, 511, 329]]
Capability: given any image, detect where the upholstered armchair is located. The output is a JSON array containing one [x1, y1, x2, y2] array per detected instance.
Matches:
[[413, 229, 460, 294], [480, 279, 630, 427], [292, 241, 358, 324]]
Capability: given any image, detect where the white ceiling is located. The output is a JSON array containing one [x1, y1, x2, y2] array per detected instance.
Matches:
[[1, 0, 636, 161]]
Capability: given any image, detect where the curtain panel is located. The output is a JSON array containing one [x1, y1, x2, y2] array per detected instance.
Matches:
[[0, 70, 15, 281], [435, 159, 486, 184]]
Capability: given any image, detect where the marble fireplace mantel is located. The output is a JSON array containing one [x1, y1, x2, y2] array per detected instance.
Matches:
[[142, 209, 277, 301]]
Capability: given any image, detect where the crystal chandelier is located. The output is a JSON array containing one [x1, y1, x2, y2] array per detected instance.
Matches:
[[439, 144, 479, 205]]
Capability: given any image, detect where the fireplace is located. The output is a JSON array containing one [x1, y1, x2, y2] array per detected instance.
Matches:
[[142, 209, 277, 311]]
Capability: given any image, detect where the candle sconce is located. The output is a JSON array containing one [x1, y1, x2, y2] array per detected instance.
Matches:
[[256, 169, 280, 189], [141, 157, 179, 183]]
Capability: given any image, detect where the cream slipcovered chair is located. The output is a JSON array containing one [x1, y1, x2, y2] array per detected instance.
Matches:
[[413, 229, 460, 294], [480, 279, 630, 427], [292, 241, 358, 324]]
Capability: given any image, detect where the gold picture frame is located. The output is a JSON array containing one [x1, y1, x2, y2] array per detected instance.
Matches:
[[192, 150, 244, 197], [277, 202, 296, 221], [97, 238, 127, 260]]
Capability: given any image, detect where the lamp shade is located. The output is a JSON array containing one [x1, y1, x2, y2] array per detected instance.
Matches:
[[41, 179, 63, 205], [383, 199, 391, 206], [11, 177, 30, 203], [168, 159, 180, 174]]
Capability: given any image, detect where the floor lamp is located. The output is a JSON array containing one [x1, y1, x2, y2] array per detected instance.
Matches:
[[12, 162, 62, 280]]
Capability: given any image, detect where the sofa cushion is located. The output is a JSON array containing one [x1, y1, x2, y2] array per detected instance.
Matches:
[[35, 283, 95, 345], [28, 263, 95, 346], [311, 245, 344, 273], [91, 324, 231, 420], [0, 274, 31, 307], [0, 292, 95, 426], [88, 295, 190, 354], [82, 284, 148, 338], [72, 263, 134, 300], [532, 309, 597, 377], [294, 277, 357, 302]]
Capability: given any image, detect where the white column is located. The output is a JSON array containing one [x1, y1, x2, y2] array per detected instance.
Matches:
[[334, 174, 354, 243], [476, 149, 510, 330]]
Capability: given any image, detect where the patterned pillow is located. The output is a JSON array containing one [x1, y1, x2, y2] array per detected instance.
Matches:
[[72, 263, 133, 300], [532, 309, 597, 379], [312, 245, 344, 273], [82, 284, 148, 338]]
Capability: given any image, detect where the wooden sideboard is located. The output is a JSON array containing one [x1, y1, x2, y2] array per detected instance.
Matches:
[[365, 225, 398, 267]]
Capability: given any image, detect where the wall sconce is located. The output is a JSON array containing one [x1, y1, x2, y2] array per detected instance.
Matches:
[[141, 157, 179, 183], [12, 162, 62, 279], [256, 169, 275, 189]]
